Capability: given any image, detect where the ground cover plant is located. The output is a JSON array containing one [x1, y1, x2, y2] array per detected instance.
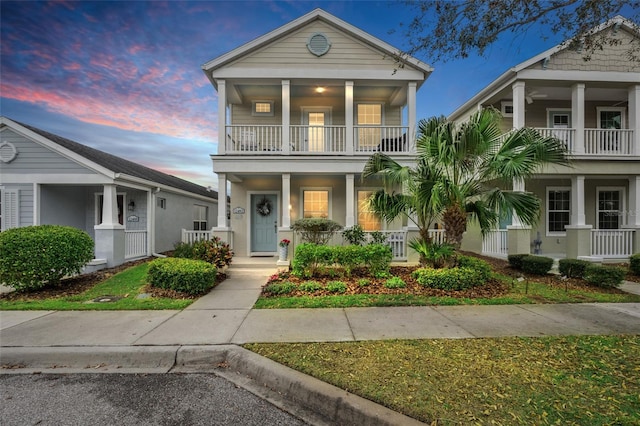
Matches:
[[246, 335, 640, 425]]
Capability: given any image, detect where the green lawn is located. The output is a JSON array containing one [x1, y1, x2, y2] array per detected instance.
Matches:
[[246, 336, 640, 425], [0, 263, 192, 310]]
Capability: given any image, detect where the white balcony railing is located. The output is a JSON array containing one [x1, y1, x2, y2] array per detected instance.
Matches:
[[290, 125, 346, 153], [482, 229, 509, 258], [428, 229, 447, 244], [125, 230, 147, 259], [584, 129, 634, 155], [590, 229, 634, 258], [355, 126, 410, 154], [226, 125, 283, 152], [182, 229, 213, 244], [535, 128, 575, 152]]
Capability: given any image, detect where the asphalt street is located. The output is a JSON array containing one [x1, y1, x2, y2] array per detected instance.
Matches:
[[0, 373, 307, 426]]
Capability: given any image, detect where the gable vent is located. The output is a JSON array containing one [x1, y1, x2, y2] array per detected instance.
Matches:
[[307, 33, 331, 57]]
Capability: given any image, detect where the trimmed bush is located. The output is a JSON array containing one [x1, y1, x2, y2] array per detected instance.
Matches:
[[291, 218, 342, 245], [384, 276, 406, 289], [0, 225, 94, 292], [583, 265, 625, 288], [299, 281, 322, 292], [326, 281, 347, 293], [342, 225, 366, 245], [507, 254, 529, 270], [412, 267, 487, 291], [521, 255, 554, 275], [292, 243, 392, 278], [173, 237, 233, 269], [263, 281, 297, 295], [630, 253, 640, 276], [147, 257, 217, 295], [558, 259, 590, 278], [456, 255, 492, 281]]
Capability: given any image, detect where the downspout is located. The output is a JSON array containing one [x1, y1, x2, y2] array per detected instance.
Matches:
[[150, 187, 165, 257]]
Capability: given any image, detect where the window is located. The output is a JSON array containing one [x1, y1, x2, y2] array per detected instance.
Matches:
[[547, 188, 570, 235], [501, 101, 513, 117], [597, 108, 625, 130], [193, 205, 208, 230], [252, 100, 274, 116], [597, 188, 624, 229], [357, 190, 380, 231], [157, 197, 166, 209], [357, 103, 382, 149], [302, 190, 329, 218]]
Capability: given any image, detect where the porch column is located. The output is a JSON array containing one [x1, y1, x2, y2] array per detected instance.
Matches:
[[625, 176, 640, 254], [345, 81, 354, 155], [345, 174, 355, 228], [94, 184, 125, 267], [512, 81, 525, 129], [282, 80, 290, 155], [566, 175, 592, 259], [216, 173, 228, 229], [407, 82, 417, 151], [629, 85, 640, 155], [507, 178, 531, 255], [571, 83, 585, 154], [281, 173, 291, 228], [217, 80, 226, 155]]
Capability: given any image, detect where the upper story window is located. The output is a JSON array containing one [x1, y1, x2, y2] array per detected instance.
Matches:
[[357, 104, 382, 125], [357, 104, 382, 149], [252, 101, 274, 117], [501, 101, 513, 117]]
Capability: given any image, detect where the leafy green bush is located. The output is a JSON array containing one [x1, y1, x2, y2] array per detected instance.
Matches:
[[456, 255, 492, 281], [291, 218, 342, 245], [173, 237, 233, 269], [342, 225, 366, 245], [521, 256, 554, 275], [298, 281, 322, 292], [264, 281, 297, 295], [630, 253, 640, 276], [368, 231, 388, 245], [558, 259, 590, 278], [147, 257, 217, 296], [384, 276, 406, 289], [326, 281, 347, 293], [583, 265, 625, 288], [507, 254, 529, 270], [357, 278, 371, 287], [292, 243, 391, 278], [409, 239, 455, 268], [412, 267, 487, 291], [0, 225, 94, 292]]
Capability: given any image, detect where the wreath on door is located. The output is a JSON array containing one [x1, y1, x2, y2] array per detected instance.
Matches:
[[256, 196, 272, 217]]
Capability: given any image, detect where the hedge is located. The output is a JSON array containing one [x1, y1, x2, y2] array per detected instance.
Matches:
[[521, 255, 554, 275], [583, 264, 625, 288], [630, 253, 640, 276], [456, 255, 492, 281], [411, 267, 488, 291], [291, 243, 392, 278], [147, 257, 217, 295], [558, 259, 590, 278], [507, 254, 529, 270], [0, 225, 94, 292]]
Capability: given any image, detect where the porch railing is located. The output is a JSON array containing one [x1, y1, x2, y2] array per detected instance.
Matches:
[[428, 229, 447, 244], [354, 126, 410, 154], [125, 230, 147, 259], [534, 128, 575, 152], [590, 229, 634, 258], [482, 229, 509, 257], [226, 125, 283, 152], [290, 125, 346, 153], [584, 129, 634, 155], [182, 229, 213, 244], [366, 230, 407, 261]]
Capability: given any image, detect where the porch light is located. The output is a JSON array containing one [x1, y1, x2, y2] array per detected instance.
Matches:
[[128, 200, 135, 211], [315, 86, 325, 94]]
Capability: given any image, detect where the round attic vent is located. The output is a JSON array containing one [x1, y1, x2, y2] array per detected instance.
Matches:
[[307, 33, 331, 57], [0, 142, 18, 163]]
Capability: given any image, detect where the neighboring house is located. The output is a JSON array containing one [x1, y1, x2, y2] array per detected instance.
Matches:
[[0, 117, 219, 268], [449, 16, 640, 261], [202, 8, 432, 262]]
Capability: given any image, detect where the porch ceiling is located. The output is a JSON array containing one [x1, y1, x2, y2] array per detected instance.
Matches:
[[485, 82, 631, 105]]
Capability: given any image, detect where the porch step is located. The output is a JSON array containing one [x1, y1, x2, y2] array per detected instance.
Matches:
[[231, 256, 279, 268]]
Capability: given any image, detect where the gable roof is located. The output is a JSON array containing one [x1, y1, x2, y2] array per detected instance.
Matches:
[[202, 8, 432, 84], [1, 117, 217, 200]]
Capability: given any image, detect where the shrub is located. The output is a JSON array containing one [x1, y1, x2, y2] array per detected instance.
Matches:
[[174, 237, 233, 269], [342, 225, 366, 245], [507, 254, 529, 270], [357, 278, 371, 287], [365, 244, 393, 277], [147, 257, 217, 296], [412, 267, 487, 291], [298, 281, 322, 292], [368, 231, 388, 245], [630, 253, 640, 276], [456, 255, 492, 281], [558, 259, 591, 278], [521, 255, 554, 275], [409, 239, 455, 268], [291, 218, 342, 245], [264, 281, 297, 295], [0, 225, 94, 292], [583, 265, 625, 288], [292, 243, 391, 278], [334, 245, 366, 276], [326, 281, 347, 293], [384, 276, 406, 289]]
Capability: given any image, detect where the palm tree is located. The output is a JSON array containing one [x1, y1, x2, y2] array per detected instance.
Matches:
[[362, 107, 569, 250]]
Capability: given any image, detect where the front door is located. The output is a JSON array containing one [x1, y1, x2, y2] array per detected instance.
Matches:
[[251, 193, 278, 253]]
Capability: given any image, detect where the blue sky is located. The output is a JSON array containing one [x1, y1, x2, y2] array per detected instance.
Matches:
[[1, 1, 633, 188]]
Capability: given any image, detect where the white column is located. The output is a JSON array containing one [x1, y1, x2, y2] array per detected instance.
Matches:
[[571, 175, 586, 226], [345, 81, 354, 155], [281, 173, 291, 228], [216, 173, 228, 229], [217, 80, 226, 155], [282, 80, 290, 155], [628, 85, 640, 155], [629, 176, 640, 227], [147, 189, 154, 256], [345, 174, 355, 227], [98, 184, 120, 228], [407, 82, 417, 152], [33, 183, 40, 225], [512, 81, 526, 129], [572, 83, 585, 154], [510, 178, 525, 227]]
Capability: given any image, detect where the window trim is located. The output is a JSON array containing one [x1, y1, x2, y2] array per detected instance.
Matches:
[[356, 188, 383, 231], [157, 197, 167, 209], [546, 108, 572, 128], [355, 102, 384, 125], [596, 186, 626, 230], [546, 186, 571, 237], [596, 107, 626, 129], [252, 100, 274, 117], [501, 101, 513, 117], [300, 187, 332, 220]]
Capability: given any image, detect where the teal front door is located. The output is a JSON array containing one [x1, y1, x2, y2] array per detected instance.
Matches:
[[251, 194, 278, 253]]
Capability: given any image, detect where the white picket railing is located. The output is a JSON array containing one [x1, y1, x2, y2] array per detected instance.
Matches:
[[590, 229, 634, 258], [290, 125, 346, 153], [534, 127, 575, 152], [428, 229, 447, 244], [226, 125, 283, 152], [182, 229, 213, 244], [125, 230, 147, 259], [482, 229, 509, 257], [365, 230, 407, 261], [584, 129, 634, 155], [354, 126, 410, 153]]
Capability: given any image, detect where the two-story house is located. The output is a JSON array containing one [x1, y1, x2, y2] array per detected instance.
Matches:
[[202, 9, 432, 262], [450, 16, 640, 262]]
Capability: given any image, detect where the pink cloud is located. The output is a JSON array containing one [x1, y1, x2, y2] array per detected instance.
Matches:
[[63, 62, 82, 71]]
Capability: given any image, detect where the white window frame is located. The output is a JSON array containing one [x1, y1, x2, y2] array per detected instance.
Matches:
[[252, 100, 274, 117], [596, 186, 626, 229], [546, 186, 571, 236], [546, 108, 572, 128], [193, 204, 208, 231], [300, 187, 332, 220], [596, 107, 626, 129], [157, 197, 167, 209], [501, 101, 513, 117], [356, 188, 384, 231], [355, 102, 384, 125]]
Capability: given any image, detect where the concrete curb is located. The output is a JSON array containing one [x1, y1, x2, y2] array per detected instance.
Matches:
[[1, 344, 425, 425]]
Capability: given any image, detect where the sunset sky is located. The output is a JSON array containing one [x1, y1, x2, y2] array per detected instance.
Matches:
[[1, 1, 636, 188]]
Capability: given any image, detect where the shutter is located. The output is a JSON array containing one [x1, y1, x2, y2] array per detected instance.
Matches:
[[2, 189, 19, 230]]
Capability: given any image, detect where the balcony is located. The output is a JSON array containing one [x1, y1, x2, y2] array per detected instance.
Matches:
[[224, 125, 411, 155], [534, 128, 635, 156]]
